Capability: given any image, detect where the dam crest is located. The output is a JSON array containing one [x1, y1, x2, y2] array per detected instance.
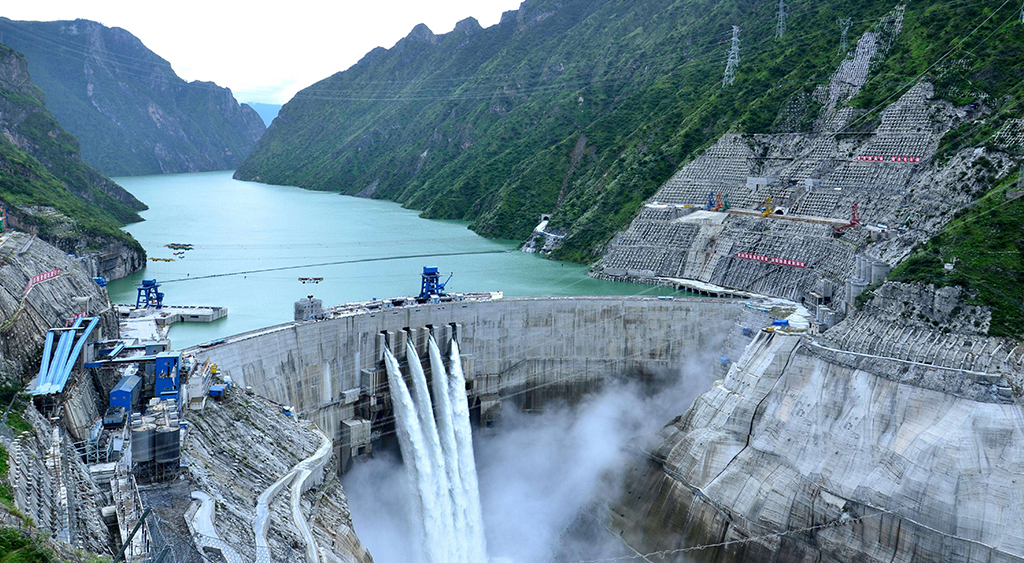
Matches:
[[192, 295, 746, 470]]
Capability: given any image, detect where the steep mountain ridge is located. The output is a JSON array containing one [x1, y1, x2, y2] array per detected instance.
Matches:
[[238, 0, 1024, 271], [236, 0, 903, 257], [0, 43, 144, 276], [0, 18, 265, 176]]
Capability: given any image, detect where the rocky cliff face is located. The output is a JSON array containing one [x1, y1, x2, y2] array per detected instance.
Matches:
[[0, 43, 145, 279], [0, 231, 118, 381], [609, 328, 1023, 562], [184, 392, 372, 562], [0, 18, 265, 176]]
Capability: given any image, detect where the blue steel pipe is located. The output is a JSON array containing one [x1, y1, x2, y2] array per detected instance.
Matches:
[[52, 317, 100, 395], [38, 331, 73, 394], [37, 330, 55, 387]]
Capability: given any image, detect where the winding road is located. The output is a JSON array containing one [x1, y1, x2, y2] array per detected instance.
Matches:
[[190, 491, 244, 563], [252, 424, 333, 563]]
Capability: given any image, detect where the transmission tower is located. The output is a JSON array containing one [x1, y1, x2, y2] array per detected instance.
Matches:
[[776, 0, 787, 39], [723, 26, 741, 87], [838, 18, 852, 54]]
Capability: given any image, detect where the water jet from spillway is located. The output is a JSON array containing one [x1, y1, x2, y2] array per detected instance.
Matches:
[[382, 336, 487, 563]]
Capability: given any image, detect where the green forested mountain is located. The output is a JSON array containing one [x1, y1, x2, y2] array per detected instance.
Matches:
[[0, 18, 265, 177], [0, 43, 144, 255], [238, 0, 1024, 263]]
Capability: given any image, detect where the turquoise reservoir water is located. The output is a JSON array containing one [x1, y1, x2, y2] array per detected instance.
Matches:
[[107, 171, 682, 348]]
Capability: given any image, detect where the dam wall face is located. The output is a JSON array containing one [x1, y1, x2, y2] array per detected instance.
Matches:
[[193, 297, 744, 466]]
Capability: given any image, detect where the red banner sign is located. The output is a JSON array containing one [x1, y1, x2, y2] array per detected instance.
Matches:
[[24, 268, 61, 295], [736, 252, 805, 268], [65, 311, 86, 326], [856, 155, 921, 163]]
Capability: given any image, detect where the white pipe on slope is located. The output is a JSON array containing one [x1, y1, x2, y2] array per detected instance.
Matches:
[[290, 428, 333, 563]]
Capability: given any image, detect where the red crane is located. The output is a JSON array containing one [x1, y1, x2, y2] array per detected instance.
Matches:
[[832, 203, 860, 237]]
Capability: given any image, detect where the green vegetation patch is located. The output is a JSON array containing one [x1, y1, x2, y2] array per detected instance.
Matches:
[[0, 444, 11, 511], [855, 1, 1024, 110], [0, 136, 139, 250], [890, 177, 1024, 337], [0, 527, 53, 563]]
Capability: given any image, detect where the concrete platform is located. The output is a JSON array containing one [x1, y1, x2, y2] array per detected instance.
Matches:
[[116, 304, 227, 326]]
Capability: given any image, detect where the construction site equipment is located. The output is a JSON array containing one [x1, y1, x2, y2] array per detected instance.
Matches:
[[110, 375, 142, 412], [103, 406, 126, 429], [760, 195, 774, 217], [114, 507, 151, 563], [33, 317, 100, 396], [135, 279, 164, 309], [706, 192, 730, 212], [832, 202, 861, 236], [418, 267, 452, 302], [295, 295, 324, 321]]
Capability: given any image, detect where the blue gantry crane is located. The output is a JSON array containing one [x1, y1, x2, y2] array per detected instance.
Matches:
[[136, 279, 164, 309], [418, 267, 452, 302]]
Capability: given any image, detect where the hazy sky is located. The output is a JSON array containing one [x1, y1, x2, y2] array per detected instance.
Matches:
[[3, 0, 524, 104]]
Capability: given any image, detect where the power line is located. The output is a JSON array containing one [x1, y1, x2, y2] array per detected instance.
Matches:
[[776, 0, 787, 39], [723, 26, 741, 87], [836, 0, 1017, 136], [837, 17, 852, 55], [156, 249, 511, 284]]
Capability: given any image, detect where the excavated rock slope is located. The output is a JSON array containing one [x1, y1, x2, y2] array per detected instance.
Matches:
[[595, 82, 986, 306], [0, 231, 116, 380], [594, 17, 1014, 308], [609, 329, 1024, 562], [184, 392, 371, 563]]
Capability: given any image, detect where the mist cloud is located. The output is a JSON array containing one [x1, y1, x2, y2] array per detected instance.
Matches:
[[343, 354, 717, 563]]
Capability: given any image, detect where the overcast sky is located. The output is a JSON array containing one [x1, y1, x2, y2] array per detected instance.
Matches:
[[3, 0, 524, 104]]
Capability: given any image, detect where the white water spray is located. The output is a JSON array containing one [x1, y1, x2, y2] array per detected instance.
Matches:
[[427, 336, 470, 563], [383, 347, 446, 563], [448, 339, 488, 562], [383, 335, 488, 563], [405, 341, 461, 563]]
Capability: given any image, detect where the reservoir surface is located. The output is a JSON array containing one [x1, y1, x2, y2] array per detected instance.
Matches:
[[107, 171, 682, 348]]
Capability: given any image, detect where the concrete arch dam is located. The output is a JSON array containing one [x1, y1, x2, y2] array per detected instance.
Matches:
[[191, 296, 744, 469]]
